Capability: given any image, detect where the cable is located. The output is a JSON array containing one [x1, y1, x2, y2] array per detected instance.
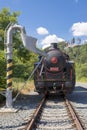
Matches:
[[13, 57, 43, 102]]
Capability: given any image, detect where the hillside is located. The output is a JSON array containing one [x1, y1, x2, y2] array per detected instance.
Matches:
[[58, 42, 87, 82]]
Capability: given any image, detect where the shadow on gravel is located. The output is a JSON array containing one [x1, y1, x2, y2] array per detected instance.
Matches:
[[67, 86, 87, 105], [13, 92, 43, 110]]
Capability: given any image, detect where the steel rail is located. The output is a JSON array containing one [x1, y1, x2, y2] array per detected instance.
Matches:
[[25, 94, 46, 130], [65, 97, 84, 130], [25, 94, 84, 130]]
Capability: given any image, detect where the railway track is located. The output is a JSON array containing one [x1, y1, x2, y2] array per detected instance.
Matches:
[[25, 94, 84, 130]]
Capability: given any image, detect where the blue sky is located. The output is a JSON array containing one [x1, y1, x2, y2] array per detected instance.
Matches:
[[0, 0, 87, 47]]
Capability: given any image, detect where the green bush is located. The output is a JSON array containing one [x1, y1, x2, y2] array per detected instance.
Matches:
[[0, 51, 6, 88]]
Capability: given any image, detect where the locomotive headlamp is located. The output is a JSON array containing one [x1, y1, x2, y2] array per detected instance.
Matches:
[[51, 57, 58, 64]]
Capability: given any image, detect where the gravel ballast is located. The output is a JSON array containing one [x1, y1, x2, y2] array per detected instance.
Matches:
[[0, 82, 87, 130], [0, 91, 43, 130], [68, 82, 87, 129]]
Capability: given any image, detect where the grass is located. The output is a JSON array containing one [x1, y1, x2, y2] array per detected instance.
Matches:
[[0, 80, 35, 105], [13, 80, 35, 94], [76, 77, 87, 83]]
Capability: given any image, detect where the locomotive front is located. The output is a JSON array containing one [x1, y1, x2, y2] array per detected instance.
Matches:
[[34, 43, 75, 94]]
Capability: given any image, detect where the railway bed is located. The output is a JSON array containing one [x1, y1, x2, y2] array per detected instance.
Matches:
[[0, 84, 87, 130], [25, 94, 84, 130]]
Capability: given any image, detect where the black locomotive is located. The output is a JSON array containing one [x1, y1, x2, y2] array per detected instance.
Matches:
[[34, 43, 76, 94]]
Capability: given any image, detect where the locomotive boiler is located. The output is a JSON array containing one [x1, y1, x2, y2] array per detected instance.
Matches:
[[34, 43, 76, 94]]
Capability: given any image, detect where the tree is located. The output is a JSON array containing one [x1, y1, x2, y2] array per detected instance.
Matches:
[[71, 37, 75, 44], [0, 8, 20, 49], [77, 37, 81, 44], [0, 8, 20, 88], [0, 8, 38, 88]]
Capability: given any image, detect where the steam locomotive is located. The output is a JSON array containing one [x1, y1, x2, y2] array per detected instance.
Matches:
[[34, 43, 76, 94]]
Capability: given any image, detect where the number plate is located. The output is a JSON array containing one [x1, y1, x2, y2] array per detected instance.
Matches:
[[50, 67, 59, 71]]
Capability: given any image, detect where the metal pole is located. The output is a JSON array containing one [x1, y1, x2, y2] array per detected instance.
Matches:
[[5, 24, 26, 108], [6, 27, 13, 108]]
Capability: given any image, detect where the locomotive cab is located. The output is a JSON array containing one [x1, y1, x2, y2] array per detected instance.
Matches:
[[34, 43, 76, 94]]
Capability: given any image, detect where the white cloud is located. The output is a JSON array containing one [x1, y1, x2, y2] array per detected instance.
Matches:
[[41, 34, 65, 49], [36, 27, 49, 35], [71, 22, 87, 36], [41, 34, 64, 44]]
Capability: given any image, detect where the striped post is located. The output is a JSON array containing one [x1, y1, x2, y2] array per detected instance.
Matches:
[[6, 58, 13, 108], [7, 59, 13, 90]]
